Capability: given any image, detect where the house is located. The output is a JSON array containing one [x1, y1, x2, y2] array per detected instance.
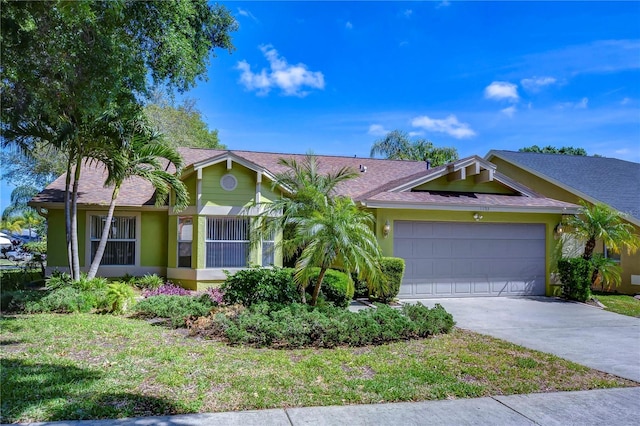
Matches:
[[30, 148, 579, 298], [486, 150, 640, 294]]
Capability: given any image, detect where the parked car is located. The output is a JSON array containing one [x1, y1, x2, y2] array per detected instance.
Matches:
[[4, 249, 32, 262]]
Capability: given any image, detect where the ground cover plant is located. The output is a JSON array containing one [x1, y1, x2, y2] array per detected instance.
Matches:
[[593, 292, 640, 317], [190, 302, 453, 348], [1, 314, 635, 423]]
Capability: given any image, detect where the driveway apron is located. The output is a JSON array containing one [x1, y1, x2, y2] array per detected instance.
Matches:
[[404, 297, 640, 382]]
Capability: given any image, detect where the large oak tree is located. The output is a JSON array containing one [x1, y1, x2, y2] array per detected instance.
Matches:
[[1, 0, 237, 279]]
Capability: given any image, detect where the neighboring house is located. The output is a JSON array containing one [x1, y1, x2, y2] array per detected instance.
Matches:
[[486, 150, 640, 295], [30, 148, 578, 298]]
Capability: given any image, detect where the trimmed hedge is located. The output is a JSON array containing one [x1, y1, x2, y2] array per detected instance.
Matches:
[[307, 268, 354, 308], [373, 257, 405, 303], [558, 257, 593, 302], [189, 302, 454, 348], [222, 267, 299, 307]]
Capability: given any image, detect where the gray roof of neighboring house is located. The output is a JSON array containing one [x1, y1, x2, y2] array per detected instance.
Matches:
[[30, 148, 578, 213], [487, 150, 640, 222]]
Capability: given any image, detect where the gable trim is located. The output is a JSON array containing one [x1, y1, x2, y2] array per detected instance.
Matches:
[[486, 151, 640, 227], [362, 200, 579, 215]]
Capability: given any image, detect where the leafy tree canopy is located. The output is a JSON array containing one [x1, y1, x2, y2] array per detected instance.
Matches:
[[370, 130, 459, 166], [519, 145, 589, 156], [145, 90, 225, 149]]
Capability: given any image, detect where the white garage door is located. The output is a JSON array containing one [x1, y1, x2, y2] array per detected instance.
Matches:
[[394, 221, 546, 298]]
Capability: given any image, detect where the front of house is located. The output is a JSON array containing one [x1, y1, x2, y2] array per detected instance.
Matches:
[[31, 148, 578, 297]]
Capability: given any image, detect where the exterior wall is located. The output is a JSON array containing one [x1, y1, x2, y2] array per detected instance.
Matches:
[[492, 157, 640, 294], [45, 209, 87, 269], [140, 211, 168, 267], [413, 175, 515, 194], [374, 209, 562, 296], [201, 163, 256, 207]]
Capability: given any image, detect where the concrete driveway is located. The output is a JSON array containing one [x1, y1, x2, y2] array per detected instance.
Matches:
[[405, 297, 640, 382]]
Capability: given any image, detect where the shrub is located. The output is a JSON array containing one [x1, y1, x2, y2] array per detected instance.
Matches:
[[558, 257, 593, 302], [134, 294, 215, 327], [1, 290, 46, 312], [45, 273, 108, 292], [25, 287, 97, 313], [352, 273, 369, 299], [135, 273, 165, 289], [372, 257, 405, 303], [190, 302, 454, 348], [0, 269, 43, 292], [222, 267, 299, 307], [142, 283, 192, 298], [106, 282, 136, 313], [45, 272, 73, 290], [307, 268, 353, 308]]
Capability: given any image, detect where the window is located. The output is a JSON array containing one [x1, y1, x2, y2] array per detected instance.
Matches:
[[90, 215, 136, 265], [206, 217, 249, 268], [262, 227, 276, 266], [604, 244, 621, 263], [178, 217, 193, 268]]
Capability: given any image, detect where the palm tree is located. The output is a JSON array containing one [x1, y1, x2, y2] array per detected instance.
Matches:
[[86, 118, 189, 279], [564, 201, 640, 285], [1, 186, 40, 220], [293, 196, 382, 306], [253, 154, 382, 305], [370, 130, 458, 166]]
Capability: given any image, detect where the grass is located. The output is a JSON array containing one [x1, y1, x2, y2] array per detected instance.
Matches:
[[1, 314, 636, 423], [593, 292, 640, 317]]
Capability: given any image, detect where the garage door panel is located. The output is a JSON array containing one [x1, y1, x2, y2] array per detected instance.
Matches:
[[396, 221, 546, 298]]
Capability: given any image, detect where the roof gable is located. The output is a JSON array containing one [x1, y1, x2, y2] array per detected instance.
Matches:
[[486, 150, 640, 224]]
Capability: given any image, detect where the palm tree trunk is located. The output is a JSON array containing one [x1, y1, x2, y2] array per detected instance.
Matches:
[[87, 186, 119, 279], [64, 156, 73, 279], [70, 157, 82, 280], [310, 267, 327, 306], [583, 237, 596, 260]]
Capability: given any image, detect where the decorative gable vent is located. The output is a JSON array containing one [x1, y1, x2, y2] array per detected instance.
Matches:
[[220, 173, 238, 191]]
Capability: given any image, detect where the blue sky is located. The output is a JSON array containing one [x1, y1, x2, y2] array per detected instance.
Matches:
[[1, 1, 639, 212]]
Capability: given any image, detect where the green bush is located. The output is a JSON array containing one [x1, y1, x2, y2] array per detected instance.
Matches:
[[106, 282, 136, 313], [558, 257, 593, 302], [352, 273, 369, 299], [1, 290, 46, 312], [371, 257, 405, 303], [192, 302, 454, 348], [25, 287, 98, 313], [135, 273, 165, 289], [0, 269, 44, 292], [134, 295, 215, 327], [307, 268, 353, 308], [222, 267, 299, 307]]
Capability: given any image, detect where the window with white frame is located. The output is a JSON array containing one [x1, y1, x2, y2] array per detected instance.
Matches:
[[206, 217, 250, 268], [90, 215, 136, 265], [604, 243, 621, 263], [178, 217, 193, 268], [262, 226, 276, 266]]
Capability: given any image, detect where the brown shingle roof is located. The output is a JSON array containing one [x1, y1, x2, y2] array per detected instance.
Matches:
[[31, 148, 578, 212]]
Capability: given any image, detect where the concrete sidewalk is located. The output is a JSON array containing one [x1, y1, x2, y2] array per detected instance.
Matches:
[[8, 387, 639, 426]]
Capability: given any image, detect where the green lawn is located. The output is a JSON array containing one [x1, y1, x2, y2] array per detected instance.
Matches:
[[593, 292, 640, 317], [1, 314, 635, 423]]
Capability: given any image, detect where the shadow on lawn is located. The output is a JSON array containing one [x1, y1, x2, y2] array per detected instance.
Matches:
[[1, 358, 184, 423]]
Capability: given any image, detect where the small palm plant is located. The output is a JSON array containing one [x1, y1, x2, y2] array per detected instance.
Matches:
[[106, 282, 135, 314]]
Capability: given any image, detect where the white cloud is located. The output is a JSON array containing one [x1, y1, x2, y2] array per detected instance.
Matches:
[[621, 97, 632, 105], [437, 1, 451, 8], [368, 124, 389, 136], [403, 9, 413, 18], [615, 148, 630, 155], [237, 7, 258, 22], [408, 131, 424, 137], [345, 21, 353, 29], [557, 97, 589, 110], [501, 106, 517, 117], [484, 81, 519, 101], [521, 76, 557, 92], [236, 45, 325, 97], [577, 97, 589, 109], [411, 115, 476, 139]]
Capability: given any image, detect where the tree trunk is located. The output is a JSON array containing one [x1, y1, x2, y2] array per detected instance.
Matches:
[[591, 267, 600, 288], [87, 186, 119, 279], [310, 267, 327, 306], [583, 237, 596, 260], [64, 156, 73, 279], [70, 156, 82, 280]]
